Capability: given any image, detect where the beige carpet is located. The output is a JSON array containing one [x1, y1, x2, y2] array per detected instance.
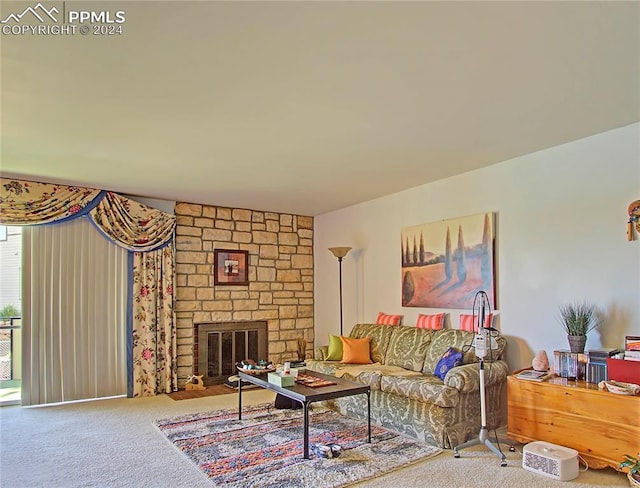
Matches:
[[0, 391, 629, 488]]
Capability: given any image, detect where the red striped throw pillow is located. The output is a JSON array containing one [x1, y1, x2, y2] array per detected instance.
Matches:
[[376, 312, 402, 325], [459, 313, 493, 331], [415, 313, 445, 330]]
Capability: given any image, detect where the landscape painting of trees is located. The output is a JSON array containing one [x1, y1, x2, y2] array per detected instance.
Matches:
[[401, 213, 495, 309]]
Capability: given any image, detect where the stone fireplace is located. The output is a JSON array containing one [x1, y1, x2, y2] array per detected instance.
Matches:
[[174, 203, 314, 388], [195, 321, 267, 385]]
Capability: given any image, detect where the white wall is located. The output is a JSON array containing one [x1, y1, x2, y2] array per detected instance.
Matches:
[[124, 195, 176, 215], [314, 123, 640, 370]]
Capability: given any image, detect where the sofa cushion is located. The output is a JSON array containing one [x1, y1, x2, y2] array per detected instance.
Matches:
[[445, 361, 509, 392], [490, 334, 507, 360], [416, 313, 445, 330], [384, 326, 434, 372], [304, 360, 382, 390], [434, 347, 464, 380], [422, 329, 477, 374], [343, 370, 382, 390], [305, 359, 341, 376], [379, 374, 460, 408], [422, 329, 507, 372], [325, 334, 343, 360], [459, 313, 493, 331], [340, 336, 372, 364], [350, 323, 395, 364], [376, 312, 402, 325]]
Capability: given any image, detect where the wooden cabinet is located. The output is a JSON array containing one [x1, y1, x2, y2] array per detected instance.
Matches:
[[507, 373, 640, 470]]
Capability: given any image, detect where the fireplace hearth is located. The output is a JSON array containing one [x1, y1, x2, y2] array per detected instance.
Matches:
[[194, 321, 268, 385]]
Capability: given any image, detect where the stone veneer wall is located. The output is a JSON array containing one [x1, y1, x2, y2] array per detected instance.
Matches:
[[174, 203, 314, 386]]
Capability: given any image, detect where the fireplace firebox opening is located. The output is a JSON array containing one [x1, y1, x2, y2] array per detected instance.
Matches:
[[194, 321, 267, 385]]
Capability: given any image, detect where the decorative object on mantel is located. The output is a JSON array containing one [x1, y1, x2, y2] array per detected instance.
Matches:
[[628, 200, 640, 241], [296, 337, 307, 361], [558, 302, 600, 353], [328, 246, 352, 335], [532, 350, 549, 372]]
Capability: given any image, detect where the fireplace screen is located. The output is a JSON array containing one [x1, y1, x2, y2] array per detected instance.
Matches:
[[195, 321, 267, 385]]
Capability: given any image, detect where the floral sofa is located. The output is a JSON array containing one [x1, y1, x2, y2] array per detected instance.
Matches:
[[306, 323, 509, 448]]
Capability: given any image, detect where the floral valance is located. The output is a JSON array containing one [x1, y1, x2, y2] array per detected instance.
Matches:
[[0, 178, 175, 251], [90, 192, 175, 252], [0, 179, 102, 224]]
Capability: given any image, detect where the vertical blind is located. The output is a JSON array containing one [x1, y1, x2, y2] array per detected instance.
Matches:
[[21, 217, 128, 405]]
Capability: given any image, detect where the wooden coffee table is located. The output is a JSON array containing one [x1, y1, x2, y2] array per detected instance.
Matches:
[[237, 369, 371, 459]]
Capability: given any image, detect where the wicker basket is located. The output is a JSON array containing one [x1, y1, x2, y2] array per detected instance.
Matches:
[[629, 472, 640, 488]]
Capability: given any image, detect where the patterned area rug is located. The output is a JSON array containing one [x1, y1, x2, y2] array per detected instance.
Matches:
[[155, 403, 442, 487]]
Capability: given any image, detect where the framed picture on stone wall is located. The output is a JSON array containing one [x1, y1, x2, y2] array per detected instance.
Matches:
[[214, 249, 249, 286]]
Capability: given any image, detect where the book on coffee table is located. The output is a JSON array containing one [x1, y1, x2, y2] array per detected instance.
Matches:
[[295, 373, 337, 388]]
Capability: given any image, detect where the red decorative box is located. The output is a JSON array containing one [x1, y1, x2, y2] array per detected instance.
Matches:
[[607, 358, 640, 383]]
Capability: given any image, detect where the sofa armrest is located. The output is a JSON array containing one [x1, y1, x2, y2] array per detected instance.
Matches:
[[315, 346, 329, 361], [444, 360, 509, 392]]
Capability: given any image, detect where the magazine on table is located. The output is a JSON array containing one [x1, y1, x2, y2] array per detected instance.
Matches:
[[516, 369, 552, 382]]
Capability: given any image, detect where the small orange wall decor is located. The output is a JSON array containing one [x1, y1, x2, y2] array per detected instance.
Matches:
[[401, 212, 496, 309], [628, 200, 640, 241]]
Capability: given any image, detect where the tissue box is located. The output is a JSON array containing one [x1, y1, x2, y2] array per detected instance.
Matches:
[[268, 372, 295, 387]]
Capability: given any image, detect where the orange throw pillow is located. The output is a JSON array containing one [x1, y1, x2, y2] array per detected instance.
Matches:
[[339, 336, 373, 364]]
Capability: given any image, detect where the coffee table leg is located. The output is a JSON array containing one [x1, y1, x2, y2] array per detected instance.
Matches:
[[238, 378, 242, 420], [303, 401, 311, 459], [367, 390, 371, 443]]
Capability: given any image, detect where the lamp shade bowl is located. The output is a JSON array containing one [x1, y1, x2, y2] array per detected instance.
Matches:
[[329, 246, 352, 259]]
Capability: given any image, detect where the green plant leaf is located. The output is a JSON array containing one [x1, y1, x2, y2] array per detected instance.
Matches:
[[558, 302, 599, 336]]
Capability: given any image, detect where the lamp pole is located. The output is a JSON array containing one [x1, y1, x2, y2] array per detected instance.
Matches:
[[337, 255, 345, 335], [328, 247, 351, 336]]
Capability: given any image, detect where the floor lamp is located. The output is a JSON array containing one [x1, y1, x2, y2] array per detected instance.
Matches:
[[328, 247, 351, 336]]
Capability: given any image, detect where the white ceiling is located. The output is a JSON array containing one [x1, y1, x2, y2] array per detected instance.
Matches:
[[1, 1, 638, 216]]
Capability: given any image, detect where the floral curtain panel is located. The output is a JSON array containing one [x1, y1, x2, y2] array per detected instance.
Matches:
[[0, 179, 102, 224], [0, 177, 177, 398], [131, 245, 177, 397]]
